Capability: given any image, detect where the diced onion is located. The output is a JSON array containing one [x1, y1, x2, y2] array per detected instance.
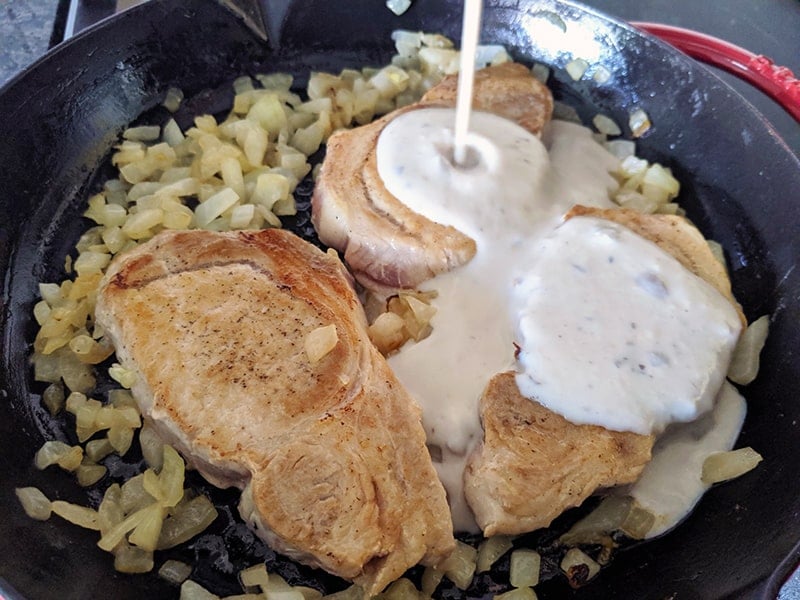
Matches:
[[121, 474, 156, 514], [592, 65, 611, 84], [629, 108, 652, 137], [386, 0, 412, 16], [239, 563, 270, 592], [369, 312, 407, 355], [604, 139, 636, 160], [128, 503, 167, 552], [560, 548, 600, 588], [305, 324, 339, 363], [139, 423, 165, 470], [509, 549, 541, 588], [98, 504, 154, 551], [565, 58, 589, 81], [229, 204, 256, 229], [77, 462, 107, 487], [114, 541, 154, 574], [195, 188, 240, 227], [530, 63, 550, 84], [109, 363, 137, 388], [421, 565, 445, 597], [592, 114, 621, 136], [98, 484, 125, 534], [155, 445, 186, 507], [109, 425, 135, 455], [728, 315, 769, 385], [619, 502, 655, 540], [476, 535, 513, 573], [15, 487, 52, 521], [51, 500, 102, 530], [180, 580, 221, 600], [439, 540, 478, 590], [163, 118, 186, 146], [157, 495, 218, 550], [559, 496, 631, 546], [124, 126, 161, 142], [379, 578, 419, 600], [493, 588, 537, 600], [39, 282, 63, 306], [159, 560, 193, 585], [42, 382, 66, 415], [163, 87, 184, 113], [35, 440, 83, 471], [701, 447, 763, 484]]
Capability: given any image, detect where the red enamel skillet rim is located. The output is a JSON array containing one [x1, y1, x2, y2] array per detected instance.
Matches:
[[632, 22, 800, 121]]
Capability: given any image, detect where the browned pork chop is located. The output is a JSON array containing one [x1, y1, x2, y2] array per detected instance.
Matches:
[[465, 372, 654, 536], [419, 61, 554, 134], [312, 62, 553, 291], [465, 207, 746, 536], [95, 229, 454, 595]]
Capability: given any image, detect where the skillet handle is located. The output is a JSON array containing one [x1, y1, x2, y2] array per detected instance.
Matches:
[[631, 22, 800, 122]]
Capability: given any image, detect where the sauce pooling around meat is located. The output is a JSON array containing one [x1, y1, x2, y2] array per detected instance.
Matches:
[[376, 107, 742, 531], [622, 381, 746, 538]]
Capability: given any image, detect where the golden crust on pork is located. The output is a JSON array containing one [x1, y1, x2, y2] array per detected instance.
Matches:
[[95, 229, 454, 595]]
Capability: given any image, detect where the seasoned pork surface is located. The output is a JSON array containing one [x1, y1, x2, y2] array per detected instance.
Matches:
[[311, 62, 553, 292], [465, 372, 654, 536], [465, 208, 746, 536], [95, 229, 454, 595]]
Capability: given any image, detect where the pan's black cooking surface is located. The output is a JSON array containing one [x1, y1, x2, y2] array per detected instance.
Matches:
[[1, 1, 799, 599]]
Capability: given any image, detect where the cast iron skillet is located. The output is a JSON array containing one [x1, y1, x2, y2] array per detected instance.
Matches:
[[1, 0, 798, 598]]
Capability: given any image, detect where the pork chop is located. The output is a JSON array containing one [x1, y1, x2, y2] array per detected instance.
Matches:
[[94, 229, 454, 595], [465, 207, 745, 536], [465, 372, 654, 536], [311, 62, 553, 292]]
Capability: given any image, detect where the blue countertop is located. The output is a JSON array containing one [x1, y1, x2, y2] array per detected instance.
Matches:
[[0, 0, 57, 88]]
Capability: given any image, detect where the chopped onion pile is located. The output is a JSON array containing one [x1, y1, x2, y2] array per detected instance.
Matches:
[[17, 445, 218, 575], [366, 290, 437, 356], [612, 156, 682, 215]]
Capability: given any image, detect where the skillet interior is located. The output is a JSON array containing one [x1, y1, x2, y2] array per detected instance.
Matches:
[[0, 0, 798, 598]]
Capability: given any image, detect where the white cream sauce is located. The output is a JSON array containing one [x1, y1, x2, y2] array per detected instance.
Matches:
[[620, 381, 747, 538], [513, 217, 742, 435], [376, 107, 743, 532]]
